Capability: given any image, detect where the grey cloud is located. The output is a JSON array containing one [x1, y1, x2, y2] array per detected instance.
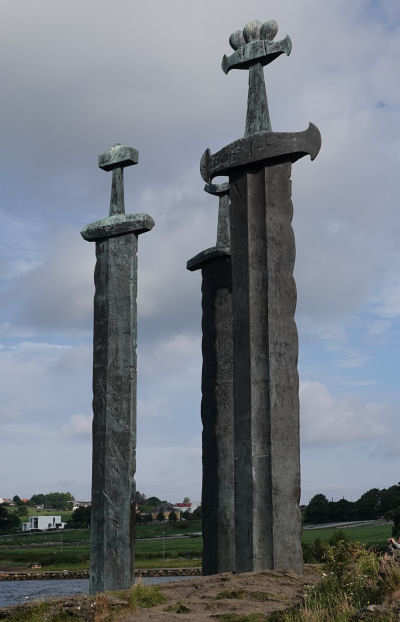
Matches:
[[1, 0, 400, 501], [300, 380, 388, 447]]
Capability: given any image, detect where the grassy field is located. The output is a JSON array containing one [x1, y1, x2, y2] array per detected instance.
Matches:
[[0, 522, 391, 572], [302, 523, 392, 546], [0, 519, 201, 546]]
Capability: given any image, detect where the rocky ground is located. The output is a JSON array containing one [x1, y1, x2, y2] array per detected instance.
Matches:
[[0, 565, 322, 621]]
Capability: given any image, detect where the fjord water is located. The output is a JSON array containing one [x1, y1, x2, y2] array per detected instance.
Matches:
[[0, 576, 190, 607]]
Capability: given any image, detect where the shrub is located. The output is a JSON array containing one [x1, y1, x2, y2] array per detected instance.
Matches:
[[128, 583, 167, 608]]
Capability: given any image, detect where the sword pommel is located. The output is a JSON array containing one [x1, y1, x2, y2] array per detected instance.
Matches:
[[222, 20, 292, 74], [98, 144, 138, 171]]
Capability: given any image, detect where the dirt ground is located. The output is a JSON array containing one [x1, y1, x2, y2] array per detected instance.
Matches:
[[0, 565, 323, 621]]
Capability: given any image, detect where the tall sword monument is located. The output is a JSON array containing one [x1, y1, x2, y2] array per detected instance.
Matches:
[[82, 144, 154, 593], [187, 182, 234, 574], [200, 20, 321, 573]]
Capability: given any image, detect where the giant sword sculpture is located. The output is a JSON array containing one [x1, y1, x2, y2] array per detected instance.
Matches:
[[199, 20, 321, 574], [187, 182, 234, 574], [82, 144, 154, 593]]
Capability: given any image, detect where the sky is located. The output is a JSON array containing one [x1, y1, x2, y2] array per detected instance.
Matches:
[[0, 0, 399, 506]]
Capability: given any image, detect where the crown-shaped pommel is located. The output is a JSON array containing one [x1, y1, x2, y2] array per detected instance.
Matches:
[[222, 19, 292, 74]]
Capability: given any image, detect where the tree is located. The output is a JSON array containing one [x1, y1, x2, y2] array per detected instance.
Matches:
[[355, 488, 382, 520], [13, 495, 23, 506], [135, 491, 147, 505], [29, 492, 74, 510], [183, 497, 191, 505], [169, 511, 177, 522], [0, 506, 20, 533], [30, 494, 45, 507], [68, 506, 91, 528], [44, 492, 74, 510], [192, 505, 202, 520], [328, 498, 355, 522], [156, 511, 165, 521], [182, 510, 192, 520], [385, 506, 400, 538], [380, 485, 400, 515], [304, 494, 330, 524], [147, 497, 162, 507], [16, 504, 28, 519]]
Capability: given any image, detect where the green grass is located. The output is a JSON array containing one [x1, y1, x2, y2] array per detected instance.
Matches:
[[0, 528, 89, 546], [0, 535, 202, 570], [302, 523, 392, 547], [0, 523, 391, 572], [0, 519, 201, 545], [135, 534, 202, 557], [135, 519, 201, 538], [128, 583, 167, 608]]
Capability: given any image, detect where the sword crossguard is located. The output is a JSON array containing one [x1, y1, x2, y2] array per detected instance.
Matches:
[[200, 123, 322, 183]]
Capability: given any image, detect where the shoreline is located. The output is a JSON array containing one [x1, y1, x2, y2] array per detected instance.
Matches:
[[0, 567, 201, 582]]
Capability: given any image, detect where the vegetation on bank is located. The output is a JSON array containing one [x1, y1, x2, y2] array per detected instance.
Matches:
[[4, 538, 400, 622], [0, 519, 202, 545], [0, 491, 198, 533], [304, 483, 400, 524], [0, 522, 392, 573], [270, 539, 400, 622]]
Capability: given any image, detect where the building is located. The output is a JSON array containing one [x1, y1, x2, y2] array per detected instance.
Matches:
[[72, 501, 91, 511], [151, 510, 181, 521], [173, 502, 192, 514], [22, 516, 66, 532]]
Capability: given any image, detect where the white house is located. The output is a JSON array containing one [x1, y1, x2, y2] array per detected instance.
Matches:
[[22, 516, 66, 531]]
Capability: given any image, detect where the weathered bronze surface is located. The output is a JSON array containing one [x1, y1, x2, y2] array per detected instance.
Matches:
[[82, 144, 154, 594], [195, 19, 321, 575], [187, 183, 234, 574]]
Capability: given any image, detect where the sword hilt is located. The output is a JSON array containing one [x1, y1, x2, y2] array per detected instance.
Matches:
[[98, 144, 139, 216], [221, 20, 292, 136], [205, 182, 230, 250]]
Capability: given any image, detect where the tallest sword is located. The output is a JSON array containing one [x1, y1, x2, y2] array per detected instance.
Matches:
[[201, 19, 321, 574]]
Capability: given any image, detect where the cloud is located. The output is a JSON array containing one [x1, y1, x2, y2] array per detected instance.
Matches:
[[300, 381, 388, 446], [0, 342, 91, 426], [1, 0, 400, 502], [136, 446, 202, 504], [62, 414, 92, 440], [4, 232, 94, 334]]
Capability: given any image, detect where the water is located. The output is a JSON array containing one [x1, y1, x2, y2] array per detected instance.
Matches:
[[0, 576, 192, 608]]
